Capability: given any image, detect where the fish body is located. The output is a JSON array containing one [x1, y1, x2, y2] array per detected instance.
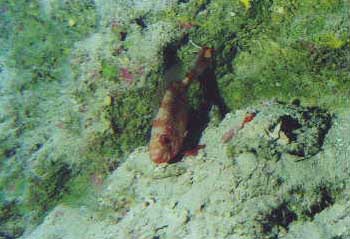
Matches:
[[149, 47, 213, 164]]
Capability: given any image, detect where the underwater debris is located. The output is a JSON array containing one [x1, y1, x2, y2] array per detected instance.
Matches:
[[149, 47, 213, 164]]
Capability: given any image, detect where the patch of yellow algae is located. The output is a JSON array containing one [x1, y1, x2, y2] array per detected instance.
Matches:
[[320, 33, 346, 49], [240, 0, 251, 10]]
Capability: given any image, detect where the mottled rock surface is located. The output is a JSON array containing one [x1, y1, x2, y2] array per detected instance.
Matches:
[[22, 102, 350, 239], [3, 0, 350, 237]]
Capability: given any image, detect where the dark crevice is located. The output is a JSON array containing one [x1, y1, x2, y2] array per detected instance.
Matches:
[[200, 63, 229, 116], [0, 231, 15, 239], [277, 105, 332, 158], [134, 16, 147, 29], [162, 34, 189, 73], [305, 107, 333, 149], [120, 31, 127, 41], [181, 60, 228, 154], [215, 32, 239, 77], [280, 115, 302, 142], [262, 202, 297, 236], [4, 148, 16, 157], [0, 200, 17, 224], [43, 162, 72, 200], [0, 200, 22, 238], [304, 187, 334, 219], [157, 34, 189, 102], [248, 0, 274, 20]]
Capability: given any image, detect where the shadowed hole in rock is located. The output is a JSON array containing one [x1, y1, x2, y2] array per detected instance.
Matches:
[[0, 231, 15, 239], [306, 107, 333, 150], [304, 186, 334, 219], [262, 202, 297, 236], [120, 31, 127, 41], [280, 115, 302, 142], [52, 163, 72, 197], [162, 34, 189, 74], [4, 148, 16, 157], [134, 16, 147, 30], [278, 106, 332, 158], [0, 200, 23, 238]]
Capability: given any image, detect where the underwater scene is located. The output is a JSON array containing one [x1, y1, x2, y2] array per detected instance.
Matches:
[[1, 0, 350, 238]]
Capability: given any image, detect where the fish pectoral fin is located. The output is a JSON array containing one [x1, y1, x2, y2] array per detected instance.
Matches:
[[183, 131, 188, 137]]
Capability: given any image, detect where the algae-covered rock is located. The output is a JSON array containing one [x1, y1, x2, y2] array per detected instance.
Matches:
[[2, 0, 350, 238], [229, 101, 332, 160], [0, 0, 182, 234], [21, 102, 350, 239]]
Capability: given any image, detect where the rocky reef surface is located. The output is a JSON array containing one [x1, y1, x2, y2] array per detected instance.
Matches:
[[2, 0, 350, 238], [22, 102, 350, 239]]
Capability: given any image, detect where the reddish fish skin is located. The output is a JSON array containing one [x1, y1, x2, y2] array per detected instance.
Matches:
[[149, 82, 188, 164], [149, 47, 213, 164]]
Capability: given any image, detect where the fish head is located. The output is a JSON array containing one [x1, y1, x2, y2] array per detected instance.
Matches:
[[150, 132, 182, 164]]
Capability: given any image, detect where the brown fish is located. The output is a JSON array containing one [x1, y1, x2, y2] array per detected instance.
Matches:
[[149, 47, 213, 164]]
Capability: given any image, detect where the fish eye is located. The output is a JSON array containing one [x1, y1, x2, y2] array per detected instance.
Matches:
[[160, 134, 171, 145]]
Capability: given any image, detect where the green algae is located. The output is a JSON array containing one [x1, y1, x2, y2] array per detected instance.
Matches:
[[101, 60, 118, 81], [172, 0, 350, 109], [0, 0, 98, 234]]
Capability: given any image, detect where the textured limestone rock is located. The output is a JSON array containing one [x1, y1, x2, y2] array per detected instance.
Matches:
[[21, 102, 350, 239]]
